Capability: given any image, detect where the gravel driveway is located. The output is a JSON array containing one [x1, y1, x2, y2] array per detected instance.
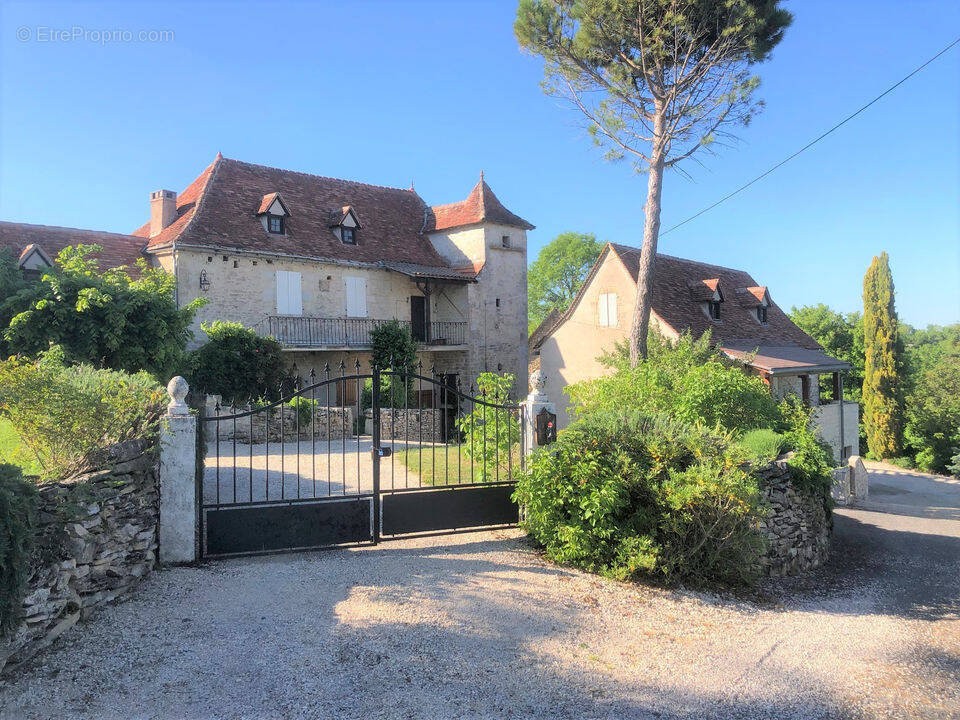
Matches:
[[2, 509, 958, 719]]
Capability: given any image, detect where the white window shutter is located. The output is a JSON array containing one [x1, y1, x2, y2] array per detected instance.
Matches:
[[345, 276, 367, 317], [288, 272, 302, 316], [276, 271, 303, 315], [608, 294, 617, 326], [598, 293, 609, 326], [276, 271, 287, 314]]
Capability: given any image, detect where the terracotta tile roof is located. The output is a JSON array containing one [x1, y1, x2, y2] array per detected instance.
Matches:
[[0, 221, 147, 273], [425, 174, 534, 232], [134, 156, 455, 270], [608, 244, 822, 350], [735, 286, 768, 307], [132, 154, 219, 248], [256, 192, 287, 215], [688, 279, 719, 301]]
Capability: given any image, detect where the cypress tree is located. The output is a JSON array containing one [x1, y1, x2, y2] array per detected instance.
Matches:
[[862, 252, 903, 458]]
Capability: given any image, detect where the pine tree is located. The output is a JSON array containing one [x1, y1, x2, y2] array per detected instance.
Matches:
[[862, 252, 903, 458]]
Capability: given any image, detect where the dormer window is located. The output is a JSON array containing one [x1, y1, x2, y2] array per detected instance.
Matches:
[[757, 305, 768, 324], [709, 298, 722, 320], [331, 205, 362, 245], [257, 192, 290, 235]]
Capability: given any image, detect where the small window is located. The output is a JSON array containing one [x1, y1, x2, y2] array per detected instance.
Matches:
[[267, 214, 284, 234], [341, 227, 356, 244], [598, 293, 618, 327], [709, 299, 722, 320], [501, 235, 511, 249], [757, 306, 768, 324]]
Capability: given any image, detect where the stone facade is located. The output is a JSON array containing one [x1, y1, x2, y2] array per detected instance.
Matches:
[[757, 455, 831, 576], [160, 248, 469, 351], [1, 440, 158, 673]]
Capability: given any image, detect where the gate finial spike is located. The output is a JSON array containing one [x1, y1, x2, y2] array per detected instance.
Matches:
[[430, 364, 436, 376], [309, 368, 316, 380], [354, 358, 361, 372], [339, 359, 346, 371], [324, 362, 331, 373]]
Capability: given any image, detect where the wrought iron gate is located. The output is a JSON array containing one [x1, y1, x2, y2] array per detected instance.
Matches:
[[198, 363, 526, 557]]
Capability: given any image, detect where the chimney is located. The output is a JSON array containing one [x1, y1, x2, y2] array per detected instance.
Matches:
[[150, 189, 178, 237]]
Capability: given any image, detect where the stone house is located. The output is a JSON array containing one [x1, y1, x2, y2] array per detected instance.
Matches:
[[0, 155, 532, 402], [530, 243, 858, 461]]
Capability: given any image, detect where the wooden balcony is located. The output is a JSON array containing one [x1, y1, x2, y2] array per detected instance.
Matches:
[[255, 316, 468, 350]]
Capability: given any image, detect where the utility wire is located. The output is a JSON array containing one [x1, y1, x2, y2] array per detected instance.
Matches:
[[660, 36, 960, 237]]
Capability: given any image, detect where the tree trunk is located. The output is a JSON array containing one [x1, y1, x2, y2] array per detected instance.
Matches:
[[629, 141, 666, 367]]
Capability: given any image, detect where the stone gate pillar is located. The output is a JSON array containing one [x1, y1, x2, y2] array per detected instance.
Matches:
[[522, 369, 555, 456], [159, 376, 198, 564]]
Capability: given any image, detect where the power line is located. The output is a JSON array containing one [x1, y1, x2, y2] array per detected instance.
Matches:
[[660, 36, 960, 237]]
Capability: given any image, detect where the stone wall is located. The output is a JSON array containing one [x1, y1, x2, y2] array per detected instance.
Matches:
[[206, 402, 353, 443], [1, 440, 158, 673], [757, 455, 831, 576], [366, 408, 448, 443]]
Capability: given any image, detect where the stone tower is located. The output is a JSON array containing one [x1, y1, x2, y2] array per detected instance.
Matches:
[[424, 173, 533, 398]]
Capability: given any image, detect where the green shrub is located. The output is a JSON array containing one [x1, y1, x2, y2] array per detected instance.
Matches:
[[885, 456, 915, 470], [287, 396, 313, 426], [567, 333, 779, 433], [513, 411, 764, 586], [187, 321, 287, 406], [0, 463, 38, 636], [738, 429, 785, 465], [0, 347, 163, 481], [370, 319, 417, 371], [458, 373, 520, 481], [361, 373, 417, 412], [776, 397, 835, 505]]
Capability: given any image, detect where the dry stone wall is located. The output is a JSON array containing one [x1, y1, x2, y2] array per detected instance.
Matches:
[[0, 440, 158, 673], [206, 401, 353, 443], [757, 455, 831, 576], [370, 409, 448, 443]]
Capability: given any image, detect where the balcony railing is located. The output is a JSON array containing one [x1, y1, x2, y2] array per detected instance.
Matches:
[[255, 316, 467, 349]]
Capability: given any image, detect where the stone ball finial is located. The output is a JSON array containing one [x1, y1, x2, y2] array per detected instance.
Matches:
[[166, 376, 189, 416]]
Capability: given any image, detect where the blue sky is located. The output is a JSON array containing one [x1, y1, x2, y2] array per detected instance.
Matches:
[[1, 0, 958, 326]]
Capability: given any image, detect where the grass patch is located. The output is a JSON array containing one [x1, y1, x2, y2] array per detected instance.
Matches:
[[0, 417, 41, 477], [395, 443, 521, 486]]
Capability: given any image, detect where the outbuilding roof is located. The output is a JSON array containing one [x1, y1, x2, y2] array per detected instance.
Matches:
[[0, 221, 147, 272]]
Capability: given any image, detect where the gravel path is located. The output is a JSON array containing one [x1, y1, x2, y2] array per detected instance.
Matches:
[[203, 438, 457, 503], [2, 509, 958, 719]]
